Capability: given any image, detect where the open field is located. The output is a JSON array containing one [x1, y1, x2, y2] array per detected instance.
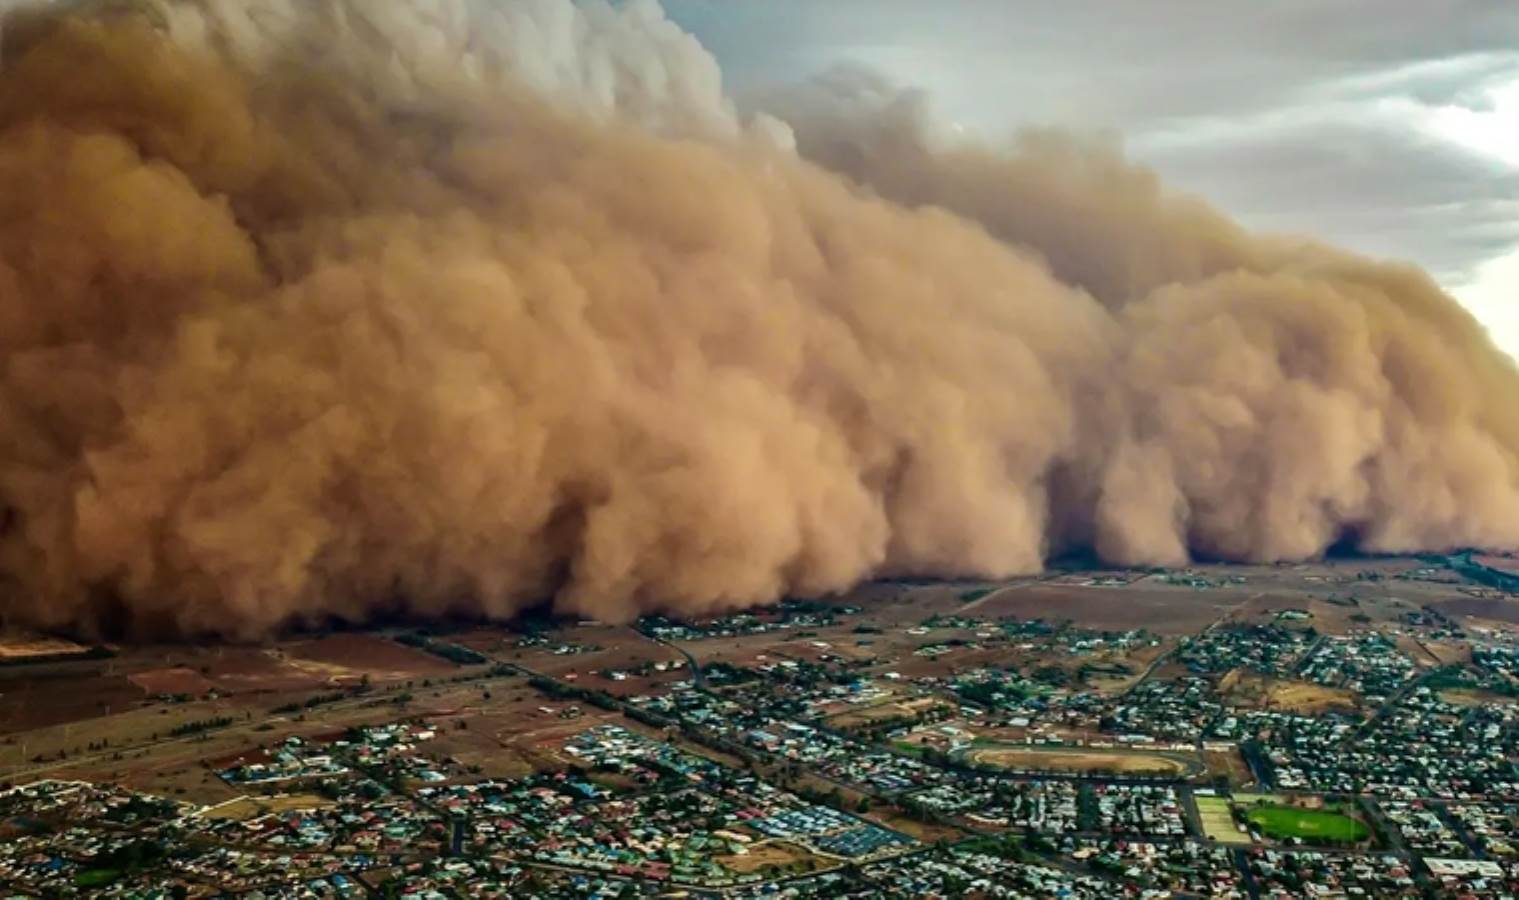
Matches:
[[1233, 792, 1288, 805], [201, 793, 334, 821], [0, 671, 148, 733], [1259, 680, 1359, 714], [716, 841, 817, 875], [1440, 687, 1519, 707], [1416, 639, 1470, 666], [505, 623, 685, 681], [1434, 596, 1519, 624], [973, 585, 1243, 634], [283, 634, 459, 680], [1195, 795, 1253, 845], [129, 667, 219, 697], [1245, 803, 1368, 843], [0, 670, 525, 802], [1473, 554, 1519, 576], [199, 648, 344, 694], [1202, 747, 1255, 787], [958, 743, 1203, 777], [827, 697, 945, 730]]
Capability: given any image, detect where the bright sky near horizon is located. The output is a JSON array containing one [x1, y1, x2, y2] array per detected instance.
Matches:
[[667, 0, 1519, 360]]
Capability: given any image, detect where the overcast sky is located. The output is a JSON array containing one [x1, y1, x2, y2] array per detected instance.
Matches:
[[665, 0, 1519, 359]]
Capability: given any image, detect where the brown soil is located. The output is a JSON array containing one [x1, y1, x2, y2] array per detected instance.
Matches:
[[0, 673, 146, 733], [1434, 596, 1519, 624], [716, 842, 816, 874], [130, 668, 218, 697], [976, 585, 1241, 634], [284, 635, 458, 678]]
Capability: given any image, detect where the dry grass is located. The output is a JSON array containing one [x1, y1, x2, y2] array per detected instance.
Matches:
[[1419, 641, 1472, 666], [1221, 674, 1358, 714], [1202, 748, 1255, 788], [716, 842, 815, 875], [1263, 681, 1359, 714], [976, 584, 1242, 634], [1440, 688, 1518, 708], [827, 698, 949, 730], [202, 793, 334, 821], [129, 668, 218, 696], [1195, 796, 1252, 845], [865, 807, 963, 845]]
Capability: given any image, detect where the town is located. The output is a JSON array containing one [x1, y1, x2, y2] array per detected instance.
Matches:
[[1, 554, 1517, 897]]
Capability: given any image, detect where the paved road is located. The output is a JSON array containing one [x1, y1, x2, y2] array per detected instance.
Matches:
[[637, 628, 705, 690], [955, 576, 1055, 615], [1290, 633, 1330, 677], [1352, 666, 1433, 741]]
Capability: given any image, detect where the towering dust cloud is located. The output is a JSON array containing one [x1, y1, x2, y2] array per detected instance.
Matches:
[[0, 0, 1514, 639]]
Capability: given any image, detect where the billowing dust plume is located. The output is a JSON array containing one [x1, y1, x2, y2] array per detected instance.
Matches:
[[0, 0, 1514, 638]]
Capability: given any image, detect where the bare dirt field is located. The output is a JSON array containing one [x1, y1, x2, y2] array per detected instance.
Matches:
[[201, 793, 335, 821], [130, 668, 219, 697], [1223, 675, 1359, 715], [974, 585, 1242, 634], [1473, 554, 1519, 576], [283, 635, 458, 680], [1440, 688, 1519, 708], [0, 671, 146, 733], [1416, 640, 1470, 666], [447, 628, 519, 654], [200, 648, 331, 695], [828, 697, 945, 731], [716, 842, 818, 875], [1203, 748, 1255, 787], [1266, 681, 1359, 714], [1434, 596, 1519, 624]]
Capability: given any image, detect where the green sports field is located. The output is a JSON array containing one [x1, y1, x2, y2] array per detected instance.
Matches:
[[1245, 804, 1368, 843]]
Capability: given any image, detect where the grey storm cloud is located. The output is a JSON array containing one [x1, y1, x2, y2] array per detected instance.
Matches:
[[669, 0, 1519, 306], [666, 0, 1519, 123], [1135, 109, 1519, 282]]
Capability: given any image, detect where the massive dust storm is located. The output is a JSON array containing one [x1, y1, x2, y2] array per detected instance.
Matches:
[[0, 0, 1514, 638]]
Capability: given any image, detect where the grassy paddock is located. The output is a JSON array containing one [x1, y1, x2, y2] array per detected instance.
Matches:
[[1245, 804, 1368, 843]]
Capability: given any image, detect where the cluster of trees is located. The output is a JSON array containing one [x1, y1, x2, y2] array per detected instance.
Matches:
[[394, 633, 488, 665], [1452, 553, 1519, 592], [272, 688, 355, 715], [167, 717, 233, 738], [952, 677, 1030, 708], [703, 662, 758, 686], [845, 705, 950, 743], [1432, 660, 1519, 697], [526, 675, 618, 711]]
